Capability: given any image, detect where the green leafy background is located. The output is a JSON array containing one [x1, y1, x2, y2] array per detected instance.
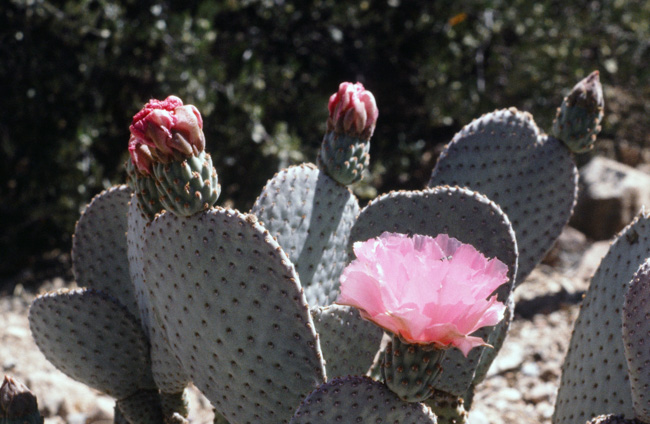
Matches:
[[2, 0, 649, 285]]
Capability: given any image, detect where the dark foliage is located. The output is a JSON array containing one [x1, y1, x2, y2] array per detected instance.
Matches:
[[1, 0, 649, 282]]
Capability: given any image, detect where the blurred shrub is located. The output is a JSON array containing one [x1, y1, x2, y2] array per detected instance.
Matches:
[[1, 0, 649, 278]]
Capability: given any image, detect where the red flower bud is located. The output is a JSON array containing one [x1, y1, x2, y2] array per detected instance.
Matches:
[[327, 82, 378, 140]]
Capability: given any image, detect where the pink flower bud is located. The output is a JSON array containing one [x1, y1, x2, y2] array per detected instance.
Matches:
[[129, 96, 205, 163], [336, 232, 508, 357], [327, 82, 378, 139], [127, 135, 154, 175]]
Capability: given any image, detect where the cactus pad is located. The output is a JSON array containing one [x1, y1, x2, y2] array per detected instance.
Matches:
[[72, 185, 139, 319], [622, 259, 650, 422], [290, 376, 437, 423], [153, 150, 220, 216], [429, 108, 577, 285], [251, 164, 359, 306], [310, 304, 383, 378], [554, 210, 650, 424], [126, 199, 190, 394], [116, 390, 164, 424], [29, 288, 155, 399], [141, 208, 326, 424], [349, 186, 518, 396]]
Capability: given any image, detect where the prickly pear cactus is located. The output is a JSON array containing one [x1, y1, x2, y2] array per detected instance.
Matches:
[[251, 164, 359, 306], [116, 391, 164, 424], [141, 207, 327, 424], [310, 304, 383, 378], [126, 199, 191, 395], [0, 376, 44, 424], [553, 71, 605, 153], [622, 259, 650, 423], [381, 336, 445, 402], [153, 150, 220, 216], [554, 210, 650, 424], [429, 108, 578, 285], [71, 185, 140, 320], [29, 288, 156, 399], [316, 81, 377, 185], [290, 376, 437, 423], [349, 186, 518, 397]]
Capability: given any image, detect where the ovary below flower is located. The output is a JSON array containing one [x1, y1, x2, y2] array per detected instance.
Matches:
[[336, 232, 508, 357]]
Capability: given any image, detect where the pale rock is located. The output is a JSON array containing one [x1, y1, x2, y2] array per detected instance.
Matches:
[[571, 156, 650, 240]]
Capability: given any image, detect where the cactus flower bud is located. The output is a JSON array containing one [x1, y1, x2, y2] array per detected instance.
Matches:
[[553, 71, 605, 153], [1, 375, 42, 423], [318, 82, 378, 185], [129, 96, 206, 164], [327, 82, 378, 140], [337, 232, 508, 357], [128, 135, 155, 175]]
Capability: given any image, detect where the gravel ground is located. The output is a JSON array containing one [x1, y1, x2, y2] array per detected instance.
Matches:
[[0, 232, 602, 424]]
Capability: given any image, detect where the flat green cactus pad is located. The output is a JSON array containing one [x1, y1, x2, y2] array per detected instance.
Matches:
[[429, 108, 577, 285], [310, 304, 383, 378], [348, 186, 518, 396], [29, 288, 155, 399], [72, 185, 139, 319], [126, 199, 190, 394], [554, 211, 650, 424], [623, 259, 650, 422], [290, 375, 438, 423], [141, 208, 326, 424], [251, 164, 359, 306], [116, 390, 163, 424]]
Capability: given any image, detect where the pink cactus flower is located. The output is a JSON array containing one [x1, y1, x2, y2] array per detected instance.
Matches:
[[336, 232, 508, 357], [129, 95, 205, 164], [327, 82, 378, 140]]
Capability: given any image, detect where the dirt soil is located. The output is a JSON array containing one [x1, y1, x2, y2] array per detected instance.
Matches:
[[0, 229, 606, 424]]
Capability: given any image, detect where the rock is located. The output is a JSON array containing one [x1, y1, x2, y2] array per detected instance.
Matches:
[[571, 156, 650, 240], [487, 342, 524, 377], [542, 226, 589, 269]]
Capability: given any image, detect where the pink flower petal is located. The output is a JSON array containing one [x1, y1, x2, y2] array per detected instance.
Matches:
[[336, 232, 509, 357], [129, 96, 205, 164]]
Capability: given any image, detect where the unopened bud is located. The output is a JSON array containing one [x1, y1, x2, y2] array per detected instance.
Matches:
[[1, 376, 41, 422], [553, 71, 605, 153], [327, 82, 378, 140]]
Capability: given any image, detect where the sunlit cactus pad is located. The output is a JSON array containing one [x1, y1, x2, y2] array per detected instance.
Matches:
[[141, 207, 326, 424], [429, 108, 577, 285], [554, 210, 650, 424], [310, 304, 383, 378], [348, 186, 518, 396], [29, 288, 155, 399], [622, 259, 650, 422], [72, 185, 139, 319], [126, 199, 190, 394], [251, 163, 359, 306], [290, 376, 437, 424]]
